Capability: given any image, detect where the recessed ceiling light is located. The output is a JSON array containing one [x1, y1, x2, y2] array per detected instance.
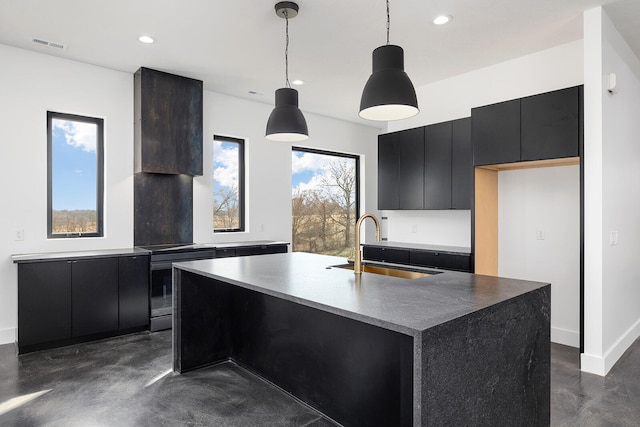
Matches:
[[433, 15, 452, 25], [138, 35, 154, 44], [292, 79, 305, 86]]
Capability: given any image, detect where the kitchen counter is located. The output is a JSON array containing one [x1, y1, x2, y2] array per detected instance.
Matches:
[[11, 247, 150, 263], [364, 240, 471, 254], [173, 252, 550, 426]]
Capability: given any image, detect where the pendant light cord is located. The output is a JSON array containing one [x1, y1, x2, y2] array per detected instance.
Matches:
[[386, 0, 390, 45], [284, 9, 291, 88]]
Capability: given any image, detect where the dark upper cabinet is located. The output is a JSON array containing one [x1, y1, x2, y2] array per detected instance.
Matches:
[[378, 132, 400, 210], [451, 118, 472, 209], [378, 119, 471, 211], [472, 86, 582, 166], [72, 258, 119, 337], [18, 261, 72, 348], [398, 127, 426, 210], [521, 86, 580, 161], [134, 67, 203, 176], [472, 99, 521, 166], [378, 128, 425, 210], [424, 122, 452, 210], [118, 255, 149, 330]]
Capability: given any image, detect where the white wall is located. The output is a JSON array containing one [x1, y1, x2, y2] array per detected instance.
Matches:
[[0, 44, 380, 344], [498, 166, 580, 347], [582, 7, 640, 375], [383, 40, 584, 247]]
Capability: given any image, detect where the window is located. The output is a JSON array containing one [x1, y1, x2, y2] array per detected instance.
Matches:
[[291, 148, 359, 256], [213, 135, 245, 232], [47, 111, 104, 238]]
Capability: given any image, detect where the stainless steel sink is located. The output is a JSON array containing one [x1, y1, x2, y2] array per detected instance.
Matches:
[[330, 263, 441, 279]]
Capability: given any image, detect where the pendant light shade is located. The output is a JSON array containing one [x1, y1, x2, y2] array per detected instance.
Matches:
[[359, 45, 419, 121], [266, 87, 309, 141], [265, 1, 309, 141]]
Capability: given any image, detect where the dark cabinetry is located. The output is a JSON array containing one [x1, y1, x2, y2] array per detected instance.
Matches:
[[235, 244, 289, 257], [17, 253, 149, 353], [452, 118, 472, 209], [520, 86, 581, 161], [424, 122, 452, 209], [472, 86, 581, 166], [72, 258, 119, 337], [18, 261, 72, 348], [378, 119, 471, 210], [363, 245, 471, 273], [362, 246, 410, 264], [134, 67, 203, 176], [119, 255, 150, 330], [378, 127, 425, 210]]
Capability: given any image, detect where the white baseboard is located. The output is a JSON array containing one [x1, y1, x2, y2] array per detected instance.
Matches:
[[0, 327, 16, 345], [551, 326, 580, 348], [581, 318, 640, 376]]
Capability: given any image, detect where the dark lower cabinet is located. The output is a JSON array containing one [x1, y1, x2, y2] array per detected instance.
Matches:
[[362, 247, 410, 264], [363, 245, 471, 273], [235, 244, 289, 257], [215, 248, 237, 258], [119, 255, 150, 330], [17, 254, 149, 353], [72, 258, 119, 337], [409, 250, 471, 272], [18, 261, 72, 348]]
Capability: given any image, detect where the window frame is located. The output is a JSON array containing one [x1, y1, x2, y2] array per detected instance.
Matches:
[[213, 135, 245, 233], [291, 147, 361, 219], [47, 111, 104, 239]]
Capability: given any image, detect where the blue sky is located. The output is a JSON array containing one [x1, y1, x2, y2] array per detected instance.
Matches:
[[51, 119, 97, 211]]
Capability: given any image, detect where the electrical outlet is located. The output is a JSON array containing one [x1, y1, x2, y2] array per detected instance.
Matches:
[[260, 224, 265, 232], [536, 229, 545, 240], [411, 224, 418, 233], [610, 230, 619, 245], [15, 229, 24, 241]]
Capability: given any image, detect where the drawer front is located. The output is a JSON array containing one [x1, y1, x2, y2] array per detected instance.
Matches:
[[410, 250, 471, 272], [363, 247, 410, 264], [215, 248, 237, 258]]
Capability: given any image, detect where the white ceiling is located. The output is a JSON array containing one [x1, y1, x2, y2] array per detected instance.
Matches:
[[1, 0, 638, 128]]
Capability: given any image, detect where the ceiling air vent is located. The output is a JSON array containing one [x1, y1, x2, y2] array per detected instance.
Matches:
[[32, 37, 66, 50]]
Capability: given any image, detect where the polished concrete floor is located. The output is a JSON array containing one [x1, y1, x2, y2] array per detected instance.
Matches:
[[0, 331, 638, 426]]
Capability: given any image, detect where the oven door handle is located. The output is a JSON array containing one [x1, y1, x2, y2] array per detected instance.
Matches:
[[151, 261, 174, 271]]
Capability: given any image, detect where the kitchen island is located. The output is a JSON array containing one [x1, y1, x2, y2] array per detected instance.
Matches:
[[172, 252, 550, 426]]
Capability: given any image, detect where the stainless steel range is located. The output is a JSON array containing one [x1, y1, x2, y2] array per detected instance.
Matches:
[[137, 244, 215, 331]]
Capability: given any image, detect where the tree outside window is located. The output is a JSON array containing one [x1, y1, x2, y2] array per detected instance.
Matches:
[[292, 148, 359, 256]]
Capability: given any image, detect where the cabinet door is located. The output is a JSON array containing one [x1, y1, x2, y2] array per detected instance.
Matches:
[[362, 246, 410, 264], [72, 258, 119, 337], [398, 127, 425, 209], [378, 133, 400, 210], [216, 248, 237, 258], [521, 86, 580, 161], [472, 99, 520, 166], [410, 250, 471, 272], [424, 122, 452, 209], [451, 118, 472, 210], [119, 255, 149, 330], [18, 261, 72, 347]]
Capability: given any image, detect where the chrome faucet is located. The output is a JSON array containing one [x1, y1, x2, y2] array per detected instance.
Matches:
[[354, 213, 380, 274]]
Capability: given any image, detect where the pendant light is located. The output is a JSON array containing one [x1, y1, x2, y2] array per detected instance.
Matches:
[[359, 0, 419, 121], [266, 2, 309, 141]]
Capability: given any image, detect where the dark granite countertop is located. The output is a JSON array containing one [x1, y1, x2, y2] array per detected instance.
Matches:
[[11, 247, 150, 263], [363, 241, 471, 254], [192, 240, 289, 249], [174, 252, 547, 337]]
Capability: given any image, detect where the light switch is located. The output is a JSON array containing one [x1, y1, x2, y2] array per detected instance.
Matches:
[[536, 229, 545, 240]]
